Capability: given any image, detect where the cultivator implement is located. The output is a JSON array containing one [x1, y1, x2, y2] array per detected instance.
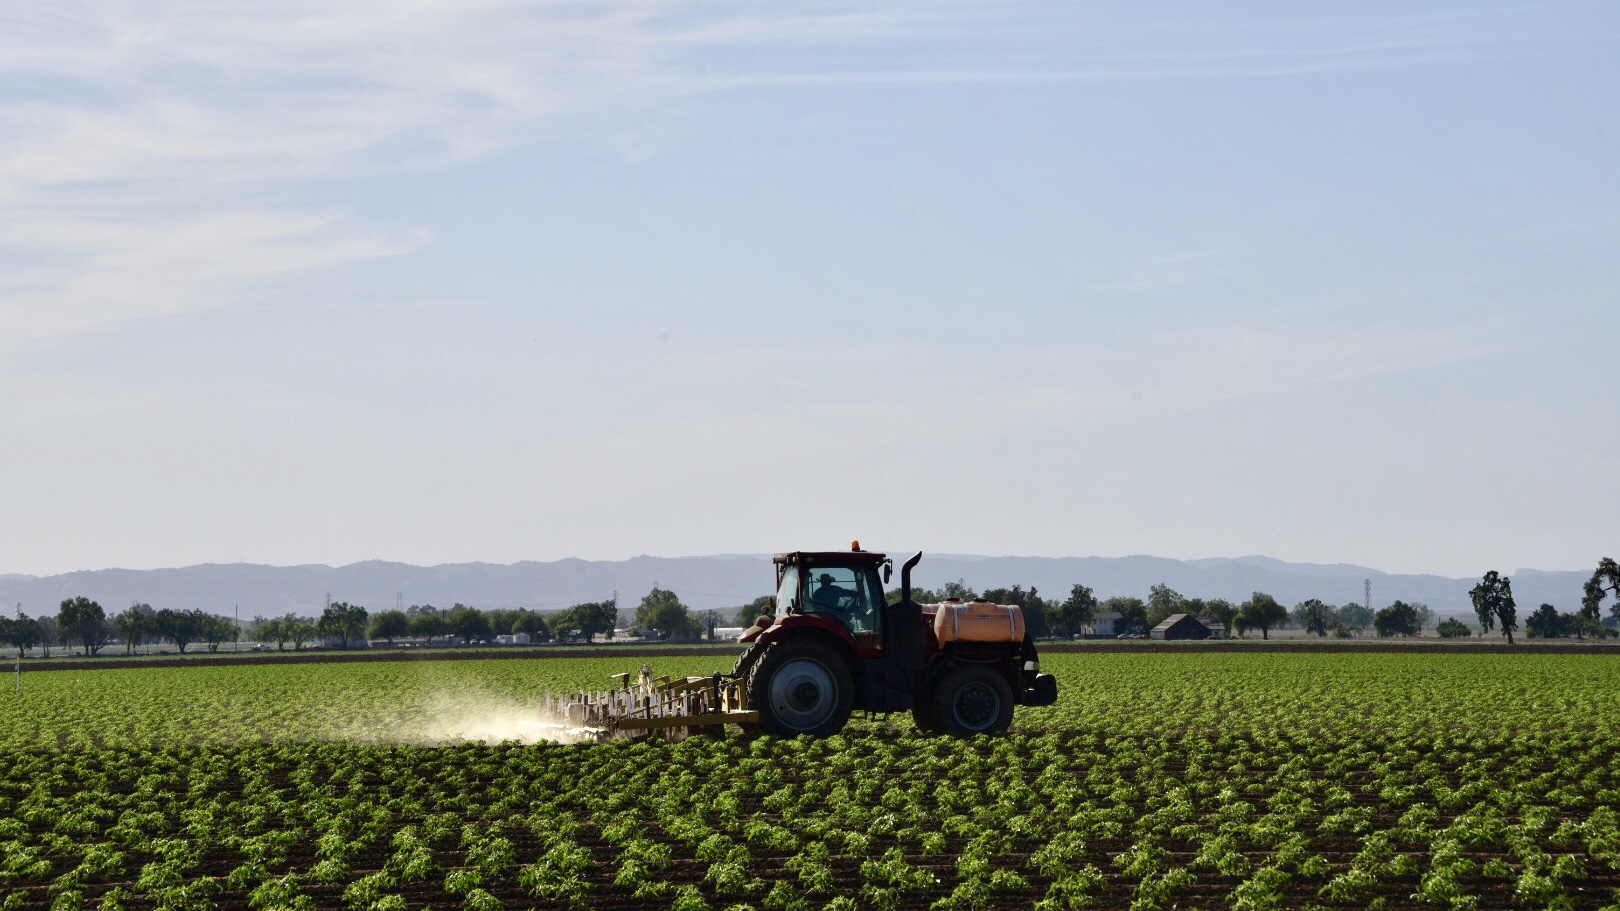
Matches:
[[557, 665, 757, 742]]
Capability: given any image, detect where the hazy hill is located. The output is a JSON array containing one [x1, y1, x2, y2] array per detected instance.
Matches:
[[0, 554, 1594, 619]]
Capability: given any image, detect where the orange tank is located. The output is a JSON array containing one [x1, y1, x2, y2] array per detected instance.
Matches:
[[932, 599, 1025, 645]]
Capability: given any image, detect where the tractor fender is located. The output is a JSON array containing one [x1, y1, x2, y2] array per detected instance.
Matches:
[[922, 654, 1021, 703], [752, 614, 856, 649]]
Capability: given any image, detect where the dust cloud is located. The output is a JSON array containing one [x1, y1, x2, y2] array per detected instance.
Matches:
[[382, 693, 605, 745]]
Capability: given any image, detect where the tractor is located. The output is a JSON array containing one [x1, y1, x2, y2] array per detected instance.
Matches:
[[562, 545, 1058, 739]]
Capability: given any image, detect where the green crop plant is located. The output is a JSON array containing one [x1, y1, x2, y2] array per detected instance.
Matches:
[[0, 652, 1616, 909]]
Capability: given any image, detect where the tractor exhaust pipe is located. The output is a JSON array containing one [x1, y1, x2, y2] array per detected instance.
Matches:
[[901, 551, 922, 602]]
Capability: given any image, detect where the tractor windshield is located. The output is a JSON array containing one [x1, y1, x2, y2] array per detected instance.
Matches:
[[804, 565, 882, 636]]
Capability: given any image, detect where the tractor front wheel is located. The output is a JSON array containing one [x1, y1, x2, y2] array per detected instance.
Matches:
[[731, 646, 763, 734], [929, 664, 1014, 737], [748, 639, 855, 737]]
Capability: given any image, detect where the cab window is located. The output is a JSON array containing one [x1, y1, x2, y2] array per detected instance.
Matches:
[[774, 566, 800, 616]]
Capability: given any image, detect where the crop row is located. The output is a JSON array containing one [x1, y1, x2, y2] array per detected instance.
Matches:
[[1, 653, 1618, 909]]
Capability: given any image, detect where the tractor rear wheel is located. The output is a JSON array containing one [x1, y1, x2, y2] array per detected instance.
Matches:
[[748, 639, 854, 737], [929, 664, 1014, 737]]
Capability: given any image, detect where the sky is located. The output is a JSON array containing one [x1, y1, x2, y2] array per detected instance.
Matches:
[[2, 0, 1617, 579]]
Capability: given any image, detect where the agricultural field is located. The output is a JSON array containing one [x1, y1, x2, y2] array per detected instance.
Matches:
[[2, 653, 1618, 911]]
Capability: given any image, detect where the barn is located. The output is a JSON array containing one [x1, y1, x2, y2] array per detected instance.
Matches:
[[1150, 613, 1215, 641]]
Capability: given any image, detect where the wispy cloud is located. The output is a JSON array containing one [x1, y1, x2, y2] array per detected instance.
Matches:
[[0, 0, 908, 344], [0, 1, 1585, 344], [0, 208, 425, 340]]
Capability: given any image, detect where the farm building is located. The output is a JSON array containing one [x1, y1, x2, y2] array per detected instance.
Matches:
[[1150, 613, 1221, 640], [1087, 611, 1124, 637]]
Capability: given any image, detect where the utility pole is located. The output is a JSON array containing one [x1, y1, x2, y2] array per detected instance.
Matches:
[[234, 604, 239, 653], [14, 603, 21, 695]]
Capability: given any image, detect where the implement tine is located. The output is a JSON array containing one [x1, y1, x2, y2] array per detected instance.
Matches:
[[554, 663, 754, 741]]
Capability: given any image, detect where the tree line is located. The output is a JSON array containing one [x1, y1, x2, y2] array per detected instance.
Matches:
[[0, 585, 734, 658], [0, 599, 241, 657], [6, 558, 1615, 657], [1467, 561, 1620, 644]]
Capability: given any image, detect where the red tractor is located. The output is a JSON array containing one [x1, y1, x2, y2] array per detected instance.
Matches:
[[732, 545, 1058, 737]]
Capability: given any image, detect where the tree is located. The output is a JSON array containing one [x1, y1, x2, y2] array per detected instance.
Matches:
[[1292, 599, 1332, 637], [1569, 611, 1606, 640], [1582, 557, 1620, 626], [1236, 592, 1287, 639], [255, 616, 287, 650], [57, 597, 108, 656], [447, 604, 493, 644], [320, 602, 370, 649], [255, 613, 310, 650], [153, 608, 203, 653], [1470, 570, 1518, 644], [1436, 618, 1472, 638], [1374, 601, 1420, 637], [1145, 584, 1185, 629], [1, 612, 40, 658], [284, 614, 317, 651], [556, 599, 618, 643], [890, 586, 951, 605], [1203, 599, 1238, 636], [1104, 596, 1147, 635], [485, 609, 517, 639], [1335, 602, 1374, 631], [941, 579, 978, 601], [369, 609, 410, 644], [1050, 584, 1098, 639], [1526, 603, 1563, 639], [113, 603, 153, 655], [981, 585, 1052, 639], [409, 609, 449, 644], [636, 587, 695, 640], [201, 614, 237, 653], [512, 611, 549, 641], [733, 595, 776, 627]]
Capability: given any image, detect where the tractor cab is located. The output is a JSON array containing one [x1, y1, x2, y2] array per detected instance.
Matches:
[[768, 548, 892, 651]]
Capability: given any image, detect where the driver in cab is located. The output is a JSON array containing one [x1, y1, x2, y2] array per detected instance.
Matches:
[[809, 573, 857, 613]]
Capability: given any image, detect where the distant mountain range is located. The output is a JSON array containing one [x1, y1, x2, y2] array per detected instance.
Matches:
[[0, 554, 1596, 620]]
